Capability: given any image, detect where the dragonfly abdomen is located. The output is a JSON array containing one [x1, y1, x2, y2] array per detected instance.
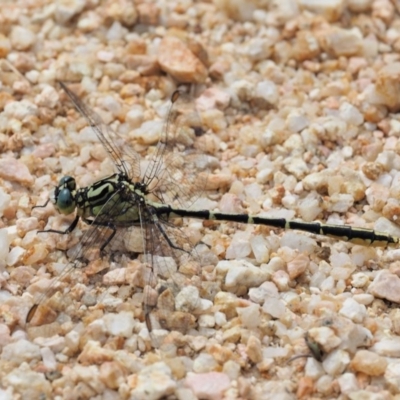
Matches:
[[168, 207, 400, 248]]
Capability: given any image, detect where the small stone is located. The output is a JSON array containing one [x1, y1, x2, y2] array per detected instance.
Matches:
[[351, 272, 369, 288], [0, 158, 34, 186], [193, 353, 218, 373], [384, 361, 400, 391], [246, 335, 262, 363], [237, 304, 260, 330], [76, 12, 103, 32], [209, 59, 230, 80], [308, 327, 341, 353], [4, 100, 38, 120], [3, 362, 52, 398], [105, 21, 127, 41], [9, 26, 35, 51], [298, 0, 346, 21], [253, 80, 279, 106], [0, 324, 11, 348], [287, 114, 309, 133], [296, 376, 314, 399], [372, 0, 395, 23], [337, 372, 359, 394], [352, 293, 374, 305], [348, 0, 373, 12], [218, 260, 268, 294], [262, 347, 289, 359], [249, 281, 279, 304], [104, 0, 138, 26], [271, 270, 289, 291], [6, 247, 26, 267], [372, 337, 400, 357], [40, 347, 57, 370], [185, 372, 230, 400], [34, 86, 59, 109], [131, 362, 176, 400], [222, 360, 241, 380], [305, 358, 324, 379], [16, 217, 38, 237], [126, 55, 159, 76], [362, 162, 383, 181], [175, 286, 200, 313], [73, 364, 104, 394], [32, 143, 56, 159], [215, 0, 258, 21], [328, 193, 354, 213], [368, 270, 400, 303], [22, 243, 49, 265], [158, 36, 207, 83], [97, 50, 114, 62], [350, 350, 387, 376], [321, 27, 363, 57], [137, 2, 159, 25], [1, 339, 41, 364], [322, 349, 350, 376], [103, 311, 135, 337], [55, 0, 87, 24], [371, 63, 400, 111], [287, 253, 309, 279], [196, 88, 230, 111], [339, 102, 364, 126], [246, 37, 272, 61], [78, 340, 114, 365], [262, 297, 285, 319], [34, 335, 66, 354], [293, 31, 320, 61], [126, 107, 144, 128], [0, 229, 10, 262], [131, 120, 163, 145], [0, 34, 11, 58], [222, 326, 241, 343], [201, 109, 227, 133], [99, 361, 125, 390], [197, 314, 215, 328], [339, 298, 366, 323]]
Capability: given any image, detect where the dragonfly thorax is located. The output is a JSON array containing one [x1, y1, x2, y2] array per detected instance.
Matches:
[[53, 176, 77, 215]]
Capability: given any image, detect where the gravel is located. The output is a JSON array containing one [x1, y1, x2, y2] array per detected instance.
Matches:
[[2, 0, 400, 399]]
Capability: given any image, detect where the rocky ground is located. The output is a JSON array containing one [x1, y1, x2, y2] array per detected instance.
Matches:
[[1, 0, 400, 399]]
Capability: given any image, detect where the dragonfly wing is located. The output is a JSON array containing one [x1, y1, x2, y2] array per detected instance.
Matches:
[[141, 90, 211, 210], [140, 209, 206, 345], [27, 185, 138, 325], [59, 81, 141, 181]]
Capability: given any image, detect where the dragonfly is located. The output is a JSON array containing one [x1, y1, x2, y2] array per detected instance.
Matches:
[[27, 82, 400, 339]]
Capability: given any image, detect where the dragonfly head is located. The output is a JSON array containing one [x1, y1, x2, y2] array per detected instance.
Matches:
[[52, 176, 77, 215]]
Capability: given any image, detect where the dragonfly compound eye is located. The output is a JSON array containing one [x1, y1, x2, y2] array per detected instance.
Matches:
[[56, 187, 76, 215], [59, 176, 76, 191]]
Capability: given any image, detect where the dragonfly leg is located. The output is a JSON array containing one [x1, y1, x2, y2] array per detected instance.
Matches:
[[83, 218, 117, 253], [32, 198, 51, 209], [156, 221, 189, 254], [39, 215, 80, 235]]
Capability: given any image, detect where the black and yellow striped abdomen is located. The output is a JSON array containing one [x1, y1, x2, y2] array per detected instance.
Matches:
[[166, 207, 400, 248]]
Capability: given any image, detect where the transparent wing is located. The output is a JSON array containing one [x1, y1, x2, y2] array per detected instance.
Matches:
[[59, 81, 141, 181], [142, 90, 209, 210], [138, 211, 202, 341], [27, 186, 139, 325]]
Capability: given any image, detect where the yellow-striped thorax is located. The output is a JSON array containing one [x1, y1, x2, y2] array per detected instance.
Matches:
[[52, 173, 147, 225]]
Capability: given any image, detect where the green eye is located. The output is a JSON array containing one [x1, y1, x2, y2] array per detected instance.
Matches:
[[56, 188, 76, 215], [59, 176, 76, 191], [54, 176, 76, 215]]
